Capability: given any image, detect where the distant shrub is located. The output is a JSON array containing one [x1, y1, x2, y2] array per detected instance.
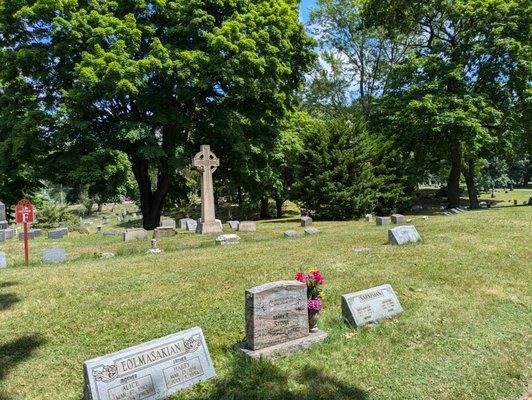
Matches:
[[33, 202, 88, 233]]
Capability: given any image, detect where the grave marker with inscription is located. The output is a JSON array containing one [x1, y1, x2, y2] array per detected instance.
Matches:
[[388, 225, 421, 245], [341, 284, 403, 327], [179, 218, 193, 230], [186, 219, 198, 232], [83, 327, 215, 400], [160, 218, 176, 229], [237, 281, 327, 359], [42, 248, 67, 264]]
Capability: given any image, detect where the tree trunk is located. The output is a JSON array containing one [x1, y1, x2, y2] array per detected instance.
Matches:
[[275, 198, 284, 219], [447, 139, 462, 208], [260, 197, 270, 219], [462, 160, 480, 209], [131, 155, 171, 230]]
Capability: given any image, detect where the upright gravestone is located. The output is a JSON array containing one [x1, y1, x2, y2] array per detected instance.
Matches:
[[83, 327, 215, 400], [365, 214, 373, 222], [0, 230, 4, 242], [341, 284, 403, 327], [0, 251, 6, 268], [186, 219, 198, 232], [179, 218, 194, 230], [376, 216, 391, 226], [42, 248, 67, 264], [227, 220, 240, 230], [193, 145, 223, 234], [123, 228, 148, 242], [153, 227, 176, 239], [300, 216, 312, 227], [238, 221, 256, 232], [388, 225, 421, 245], [237, 281, 327, 359], [391, 214, 405, 224], [160, 218, 176, 229], [0, 201, 7, 229], [48, 228, 69, 239]]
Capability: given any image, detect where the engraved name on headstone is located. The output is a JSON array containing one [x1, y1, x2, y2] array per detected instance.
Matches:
[[388, 225, 421, 245], [341, 284, 403, 327], [83, 327, 215, 400]]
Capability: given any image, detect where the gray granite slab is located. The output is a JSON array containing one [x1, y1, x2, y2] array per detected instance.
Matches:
[[376, 217, 391, 226], [304, 227, 320, 235], [186, 219, 198, 232], [123, 228, 148, 241], [391, 214, 405, 224], [365, 214, 373, 222], [160, 218, 176, 229], [83, 326, 215, 400], [341, 284, 403, 327], [238, 221, 256, 232], [300, 216, 312, 227], [153, 227, 176, 239], [227, 220, 240, 230], [284, 230, 301, 238], [388, 225, 421, 245], [42, 248, 67, 264], [0, 251, 6, 268], [179, 218, 194, 230], [48, 228, 69, 239]]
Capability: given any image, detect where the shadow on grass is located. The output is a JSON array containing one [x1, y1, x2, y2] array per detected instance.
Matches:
[[0, 334, 44, 400], [198, 356, 367, 400], [0, 282, 18, 289], [0, 294, 19, 311]]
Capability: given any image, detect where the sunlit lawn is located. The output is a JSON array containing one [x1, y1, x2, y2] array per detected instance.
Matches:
[[0, 204, 530, 399]]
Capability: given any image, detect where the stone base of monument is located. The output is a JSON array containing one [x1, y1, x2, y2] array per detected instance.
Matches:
[[196, 220, 223, 234], [236, 330, 327, 359]]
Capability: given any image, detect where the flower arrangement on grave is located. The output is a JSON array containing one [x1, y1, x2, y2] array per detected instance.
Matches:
[[295, 268, 325, 332]]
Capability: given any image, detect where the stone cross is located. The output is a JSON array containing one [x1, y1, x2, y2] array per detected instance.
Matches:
[[193, 145, 222, 234]]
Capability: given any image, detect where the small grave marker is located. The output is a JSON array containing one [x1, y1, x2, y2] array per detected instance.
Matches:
[[388, 225, 421, 245], [227, 220, 240, 230], [179, 218, 194, 230], [153, 227, 176, 239], [365, 214, 373, 222], [300, 216, 312, 227], [186, 219, 198, 232], [123, 228, 148, 242], [284, 230, 301, 238], [304, 227, 320, 235], [0, 251, 6, 268], [0, 201, 7, 229], [215, 234, 240, 245], [391, 214, 405, 224], [83, 327, 215, 400], [342, 284, 403, 327], [160, 218, 176, 229], [238, 221, 256, 232], [42, 248, 67, 264], [237, 281, 327, 359], [48, 228, 68, 239], [376, 216, 391, 226]]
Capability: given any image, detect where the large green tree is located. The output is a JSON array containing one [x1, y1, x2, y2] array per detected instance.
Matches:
[[365, 0, 531, 208], [1, 0, 314, 228]]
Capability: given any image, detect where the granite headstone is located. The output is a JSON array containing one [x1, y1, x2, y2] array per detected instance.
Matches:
[[376, 217, 391, 226], [123, 228, 148, 242], [227, 220, 240, 230], [300, 216, 312, 227], [42, 248, 67, 264], [390, 214, 405, 224], [153, 227, 176, 239], [388, 225, 421, 245], [83, 327, 215, 400], [238, 221, 256, 232]]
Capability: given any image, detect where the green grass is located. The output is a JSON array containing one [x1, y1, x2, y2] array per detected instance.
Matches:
[[0, 206, 531, 399]]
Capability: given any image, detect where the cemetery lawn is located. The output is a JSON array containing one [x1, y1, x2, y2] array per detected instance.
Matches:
[[0, 206, 531, 400]]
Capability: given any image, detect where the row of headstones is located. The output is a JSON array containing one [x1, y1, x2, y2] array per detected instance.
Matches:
[[83, 280, 402, 400], [0, 227, 69, 242], [0, 248, 67, 268]]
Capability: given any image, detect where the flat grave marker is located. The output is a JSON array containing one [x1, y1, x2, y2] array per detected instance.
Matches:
[[83, 326, 215, 400], [237, 281, 327, 359], [215, 234, 240, 246], [388, 225, 421, 245], [284, 230, 301, 238], [341, 284, 403, 327], [48, 228, 68, 239], [42, 248, 67, 264], [304, 227, 320, 235]]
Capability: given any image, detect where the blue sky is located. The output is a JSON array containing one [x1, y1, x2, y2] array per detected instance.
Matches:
[[299, 0, 317, 24]]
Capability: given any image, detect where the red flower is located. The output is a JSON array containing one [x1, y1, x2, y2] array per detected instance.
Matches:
[[295, 271, 306, 283]]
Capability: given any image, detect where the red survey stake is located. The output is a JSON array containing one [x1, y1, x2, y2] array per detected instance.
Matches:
[[15, 199, 35, 264]]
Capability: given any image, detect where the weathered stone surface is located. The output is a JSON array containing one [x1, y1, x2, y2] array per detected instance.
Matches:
[[83, 327, 215, 400], [0, 251, 6, 268], [48, 228, 69, 239], [186, 219, 198, 232], [195, 218, 223, 234], [103, 217, 110, 225], [238, 221, 256, 232], [390, 214, 405, 224], [376, 217, 391, 226], [5, 228, 15, 239], [153, 227, 176, 239], [365, 214, 373, 222], [0, 201, 7, 229], [304, 227, 320, 235], [388, 225, 421, 245], [160, 218, 176, 229], [102, 231, 115, 237], [284, 230, 301, 238], [227, 220, 240, 230], [18, 229, 40, 240], [179, 218, 194, 230], [244, 281, 309, 351], [450, 208, 461, 214], [0, 230, 4, 242], [300, 216, 312, 227], [100, 252, 115, 259], [193, 145, 223, 234], [42, 248, 67, 264], [352, 247, 370, 253], [123, 228, 148, 242], [215, 234, 240, 246], [342, 284, 403, 327]]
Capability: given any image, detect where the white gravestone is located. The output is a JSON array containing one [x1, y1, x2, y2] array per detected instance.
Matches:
[[304, 227, 320, 235], [83, 327, 215, 400], [388, 225, 421, 245], [284, 230, 300, 238], [160, 218, 176, 229], [193, 145, 223, 234], [342, 284, 403, 327], [227, 220, 239, 230], [0, 251, 6, 268], [186, 219, 198, 232], [179, 218, 194, 230], [215, 234, 240, 245]]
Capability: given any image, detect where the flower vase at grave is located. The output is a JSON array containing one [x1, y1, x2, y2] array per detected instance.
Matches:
[[308, 310, 319, 333]]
